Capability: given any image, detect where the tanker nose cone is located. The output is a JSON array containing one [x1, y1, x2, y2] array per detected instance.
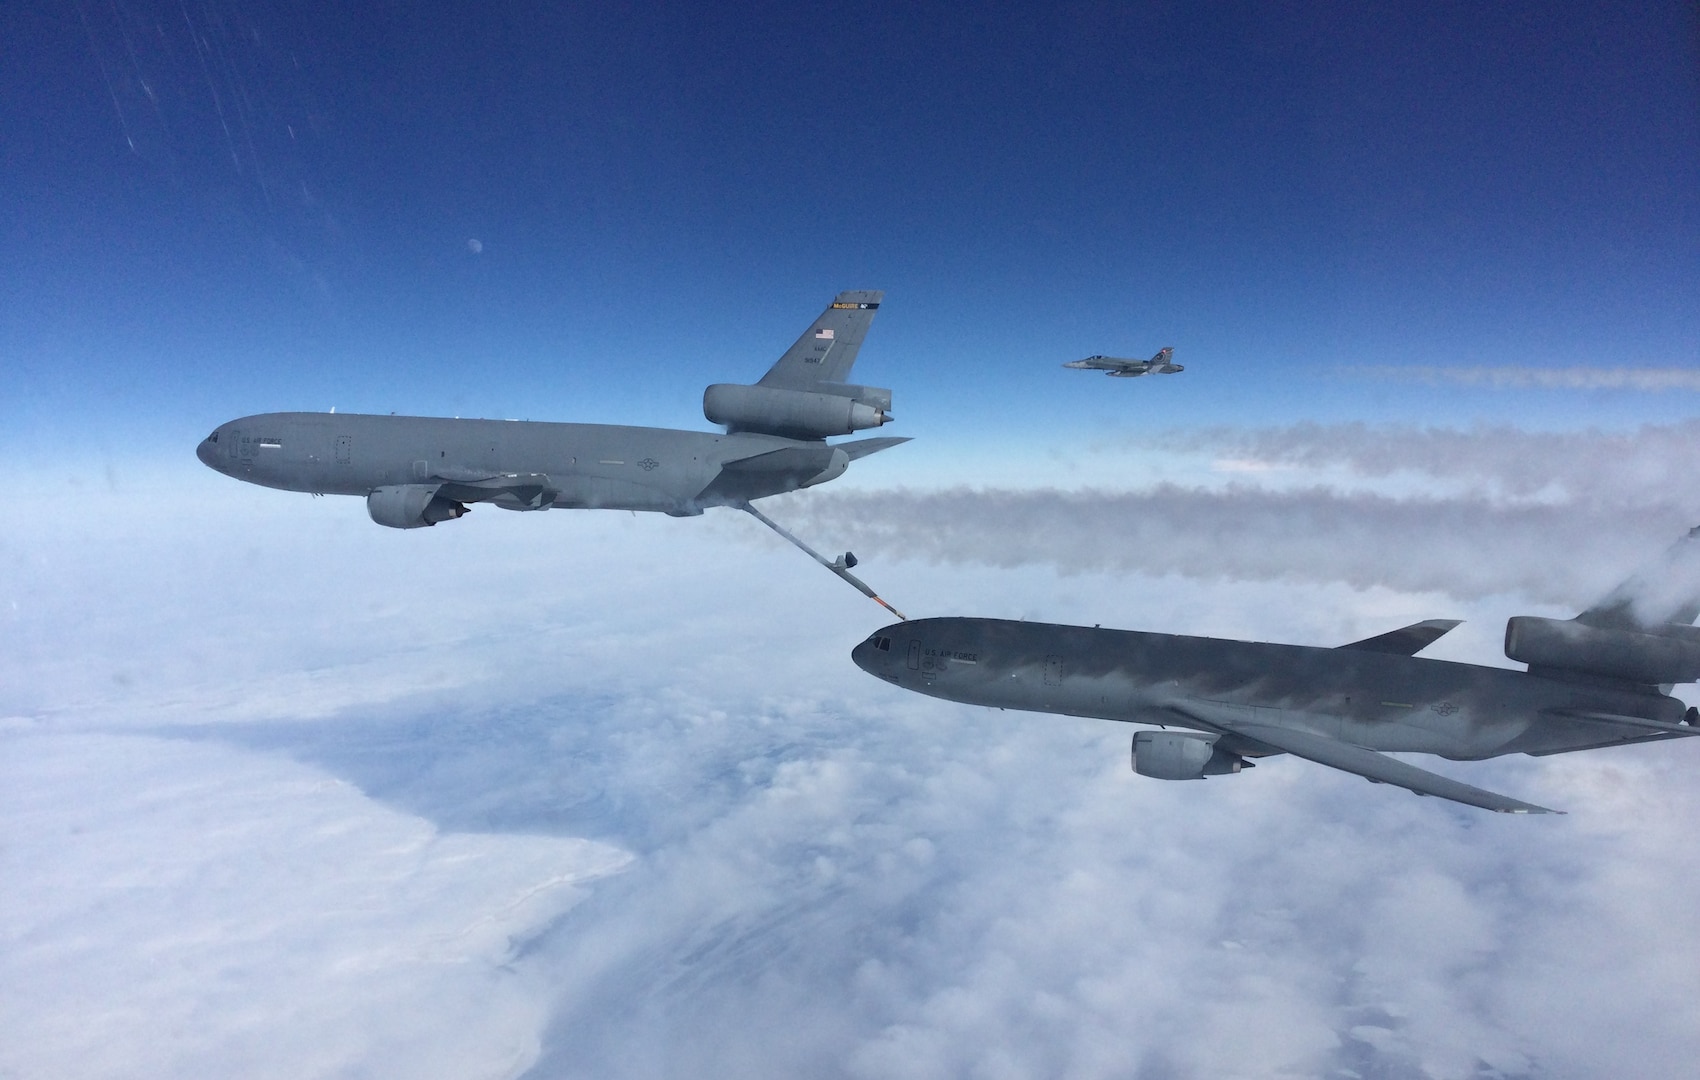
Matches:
[[852, 629, 901, 678], [851, 636, 877, 674], [197, 428, 230, 473]]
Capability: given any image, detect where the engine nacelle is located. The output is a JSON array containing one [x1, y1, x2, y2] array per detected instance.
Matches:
[[704, 383, 890, 439], [1131, 731, 1244, 780], [366, 485, 470, 530], [1505, 616, 1700, 685]]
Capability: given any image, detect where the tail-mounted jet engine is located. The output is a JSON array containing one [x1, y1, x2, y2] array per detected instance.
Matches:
[[703, 383, 892, 440], [1131, 730, 1247, 780], [1504, 616, 1700, 685], [367, 485, 470, 530]]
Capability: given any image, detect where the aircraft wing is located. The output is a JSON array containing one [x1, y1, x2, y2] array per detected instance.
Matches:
[[434, 472, 557, 509], [1170, 703, 1561, 814], [1337, 619, 1461, 655], [757, 290, 884, 390]]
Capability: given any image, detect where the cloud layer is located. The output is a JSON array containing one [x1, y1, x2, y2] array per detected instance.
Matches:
[[5, 438, 1700, 1079], [0, 732, 628, 1080]]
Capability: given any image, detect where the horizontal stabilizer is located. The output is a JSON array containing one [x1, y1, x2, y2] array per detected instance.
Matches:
[[1338, 619, 1462, 656], [758, 290, 884, 390], [836, 435, 912, 461]]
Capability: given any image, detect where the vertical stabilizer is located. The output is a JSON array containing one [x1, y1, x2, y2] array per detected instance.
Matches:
[[1577, 526, 1700, 630], [756, 290, 884, 389]]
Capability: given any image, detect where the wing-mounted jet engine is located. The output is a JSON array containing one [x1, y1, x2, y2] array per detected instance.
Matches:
[[1131, 731, 1250, 779], [366, 485, 470, 529]]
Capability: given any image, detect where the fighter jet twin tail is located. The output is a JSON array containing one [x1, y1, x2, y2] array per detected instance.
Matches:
[[202, 293, 1698, 814]]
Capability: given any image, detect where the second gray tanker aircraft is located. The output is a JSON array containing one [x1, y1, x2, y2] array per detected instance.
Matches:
[[854, 529, 1700, 814], [197, 291, 905, 527]]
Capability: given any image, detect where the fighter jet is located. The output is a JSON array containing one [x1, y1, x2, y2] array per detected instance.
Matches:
[[1063, 347, 1183, 377], [197, 291, 907, 528], [852, 529, 1700, 814]]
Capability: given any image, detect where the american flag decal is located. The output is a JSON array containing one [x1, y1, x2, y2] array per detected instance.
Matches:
[[815, 328, 834, 339]]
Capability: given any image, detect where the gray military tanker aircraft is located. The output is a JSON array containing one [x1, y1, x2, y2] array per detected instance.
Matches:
[[853, 529, 1700, 814], [1063, 347, 1183, 377], [197, 291, 906, 528]]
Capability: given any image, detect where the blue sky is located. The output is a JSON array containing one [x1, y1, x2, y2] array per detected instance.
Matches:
[[4, 0, 1697, 456]]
